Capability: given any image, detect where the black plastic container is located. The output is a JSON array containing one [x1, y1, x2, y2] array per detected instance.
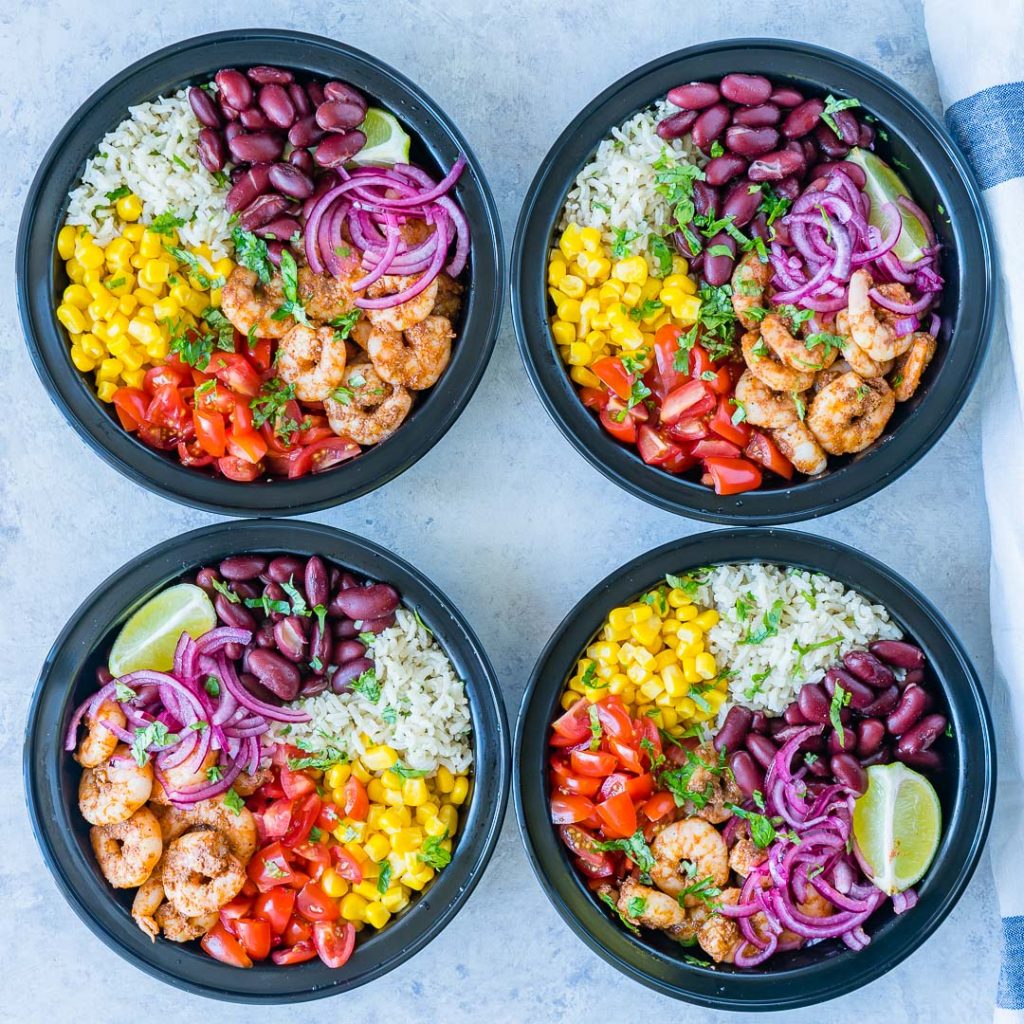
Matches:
[[18, 29, 504, 516], [25, 520, 509, 1002], [512, 39, 995, 524], [515, 528, 994, 1009]]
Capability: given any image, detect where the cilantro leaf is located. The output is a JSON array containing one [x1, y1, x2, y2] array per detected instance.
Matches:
[[231, 226, 274, 284], [418, 832, 452, 870], [820, 94, 862, 135], [830, 683, 852, 742], [350, 668, 381, 703], [223, 788, 244, 815]]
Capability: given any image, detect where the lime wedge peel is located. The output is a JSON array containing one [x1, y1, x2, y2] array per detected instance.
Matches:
[[107, 583, 217, 677], [350, 108, 411, 166], [852, 762, 942, 895]]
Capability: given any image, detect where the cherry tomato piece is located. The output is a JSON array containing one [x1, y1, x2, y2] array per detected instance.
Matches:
[[550, 793, 597, 824], [343, 777, 369, 821], [704, 456, 764, 495], [313, 920, 356, 969], [595, 791, 638, 839], [235, 917, 272, 961], [201, 922, 253, 968], [745, 430, 795, 480], [254, 888, 295, 936], [271, 939, 318, 965], [296, 881, 340, 922]]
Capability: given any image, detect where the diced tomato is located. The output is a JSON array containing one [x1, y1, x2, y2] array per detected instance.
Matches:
[[569, 749, 618, 778], [595, 791, 637, 839], [691, 438, 742, 460], [578, 386, 608, 411], [279, 765, 317, 799], [271, 939, 318, 965], [591, 356, 633, 401], [112, 387, 150, 431], [709, 393, 752, 446], [666, 416, 710, 443], [247, 337, 274, 372], [599, 403, 638, 444], [254, 888, 295, 936], [177, 429, 215, 467], [234, 918, 272, 961], [636, 424, 681, 467], [625, 772, 656, 801], [296, 881, 339, 922], [146, 384, 190, 432], [661, 446, 699, 474], [227, 427, 269, 465], [263, 797, 295, 839], [193, 407, 227, 457], [551, 699, 591, 744], [265, 448, 305, 478], [330, 847, 364, 885], [194, 380, 236, 415], [289, 436, 361, 477], [575, 854, 617, 878], [704, 456, 763, 495], [687, 342, 712, 380], [282, 793, 321, 848], [248, 841, 298, 892], [549, 758, 603, 797], [660, 379, 716, 426], [608, 738, 644, 775], [317, 801, 342, 832], [634, 716, 662, 760], [704, 366, 733, 395], [643, 791, 678, 822], [597, 772, 628, 801], [201, 922, 252, 968], [144, 364, 191, 393], [217, 455, 264, 481], [313, 920, 356, 969], [653, 325, 686, 395], [292, 841, 330, 880], [594, 697, 634, 743], [342, 777, 369, 821], [558, 824, 615, 872], [550, 793, 597, 824], [219, 895, 254, 933], [136, 422, 180, 450], [283, 913, 313, 946], [208, 351, 262, 397], [745, 430, 795, 480]]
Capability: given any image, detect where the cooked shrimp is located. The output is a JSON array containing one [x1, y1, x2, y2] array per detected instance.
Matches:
[[365, 274, 439, 331], [78, 745, 153, 825], [432, 272, 464, 320], [220, 267, 290, 340], [89, 807, 163, 888], [797, 885, 834, 919], [233, 768, 271, 798], [846, 271, 916, 362], [160, 796, 257, 863], [150, 751, 219, 805], [666, 903, 710, 944], [771, 419, 828, 476], [277, 323, 348, 402], [731, 252, 772, 329], [891, 332, 936, 402], [677, 743, 742, 824], [296, 265, 358, 323], [650, 817, 729, 903], [761, 314, 839, 373], [368, 315, 453, 390], [836, 309, 894, 377], [155, 904, 218, 943], [729, 837, 769, 879], [806, 372, 895, 455], [617, 877, 688, 931], [696, 887, 740, 963], [162, 830, 246, 917], [132, 861, 165, 941], [324, 358, 413, 445], [735, 370, 800, 429], [742, 331, 816, 393], [74, 699, 126, 768]]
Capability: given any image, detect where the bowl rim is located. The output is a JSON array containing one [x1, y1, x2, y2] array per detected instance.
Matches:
[[24, 519, 511, 1002], [17, 27, 505, 517], [511, 36, 997, 525], [513, 526, 996, 1009]]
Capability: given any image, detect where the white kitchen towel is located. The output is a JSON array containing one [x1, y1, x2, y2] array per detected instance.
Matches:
[[922, 2, 1024, 1018]]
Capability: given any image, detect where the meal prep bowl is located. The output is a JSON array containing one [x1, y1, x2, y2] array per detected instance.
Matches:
[[17, 28, 504, 516], [514, 527, 994, 1009], [25, 519, 510, 1002], [511, 38, 995, 524]]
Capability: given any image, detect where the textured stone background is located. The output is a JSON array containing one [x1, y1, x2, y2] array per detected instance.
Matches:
[[0, 1, 998, 1021]]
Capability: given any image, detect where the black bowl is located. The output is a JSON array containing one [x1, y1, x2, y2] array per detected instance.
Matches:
[[511, 38, 995, 524], [514, 527, 995, 1009], [17, 29, 503, 516], [25, 520, 509, 1002]]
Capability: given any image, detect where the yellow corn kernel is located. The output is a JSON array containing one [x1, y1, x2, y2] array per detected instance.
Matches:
[[587, 641, 619, 664], [96, 358, 123, 383], [672, 294, 702, 324], [127, 318, 162, 347], [122, 368, 147, 390], [558, 223, 584, 259], [661, 618, 681, 638], [547, 257, 567, 287], [324, 763, 351, 790], [569, 365, 601, 389], [564, 340, 590, 366], [363, 901, 391, 930], [639, 678, 664, 701], [694, 609, 720, 631], [607, 673, 630, 696], [321, 868, 348, 899], [415, 801, 440, 824], [358, 743, 397, 772], [90, 321, 110, 343], [87, 293, 119, 322], [80, 333, 106, 360], [366, 778, 387, 803], [363, 833, 391, 862], [435, 765, 455, 794], [682, 656, 701, 685], [380, 769, 402, 791], [104, 236, 135, 268], [438, 804, 459, 836], [579, 226, 601, 252], [695, 652, 717, 680], [585, 686, 610, 703], [151, 296, 179, 322], [168, 281, 193, 306], [145, 336, 169, 361], [676, 696, 696, 718], [115, 193, 143, 221], [340, 892, 368, 922], [660, 706, 680, 729], [654, 649, 679, 671], [381, 887, 410, 913], [106, 336, 130, 359], [56, 303, 89, 335], [662, 663, 689, 697], [132, 288, 159, 308], [65, 258, 86, 283], [667, 588, 692, 609], [609, 321, 644, 349], [551, 319, 575, 347], [556, 299, 581, 324], [422, 814, 446, 839], [57, 225, 78, 260], [623, 283, 645, 308], [664, 272, 697, 294], [626, 663, 651, 686], [705, 688, 727, 712], [401, 778, 429, 807], [559, 690, 577, 711], [612, 256, 648, 285], [378, 808, 405, 833], [138, 230, 163, 259], [401, 866, 435, 891], [117, 222, 142, 242], [675, 605, 699, 623], [350, 760, 371, 784], [96, 380, 118, 402], [559, 274, 585, 299], [117, 293, 139, 316], [140, 259, 169, 288], [70, 346, 96, 372], [641, 276, 663, 300], [62, 284, 92, 309], [391, 827, 424, 855], [76, 243, 105, 270], [633, 645, 657, 670], [676, 623, 702, 647], [119, 345, 145, 372], [213, 257, 234, 278], [630, 619, 662, 648]]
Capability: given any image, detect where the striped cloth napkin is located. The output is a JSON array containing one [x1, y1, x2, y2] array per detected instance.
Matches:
[[922, 2, 1024, 1018]]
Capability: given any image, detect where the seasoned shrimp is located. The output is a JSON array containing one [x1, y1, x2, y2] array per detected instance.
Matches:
[[160, 796, 257, 863], [729, 837, 769, 879], [797, 885, 834, 919], [162, 829, 246, 917], [846, 271, 916, 362], [365, 274, 439, 331], [891, 332, 936, 402], [731, 252, 772, 329], [368, 315, 453, 390], [132, 861, 165, 941], [155, 904, 218, 943], [734, 370, 800, 429], [79, 745, 153, 825], [806, 372, 895, 455], [742, 331, 816, 393], [233, 768, 271, 798], [150, 751, 219, 805], [74, 699, 126, 768], [277, 323, 348, 402], [324, 358, 413, 445], [835, 309, 893, 377], [296, 265, 357, 323], [89, 807, 163, 888], [761, 314, 839, 373], [617, 877, 687, 930], [432, 272, 464, 320], [696, 887, 740, 963], [220, 267, 290, 340], [771, 419, 828, 476], [666, 902, 710, 944], [650, 817, 729, 903], [676, 743, 742, 824]]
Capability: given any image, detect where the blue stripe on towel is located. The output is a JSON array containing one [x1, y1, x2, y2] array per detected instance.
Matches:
[[945, 81, 1024, 189], [998, 916, 1024, 1008]]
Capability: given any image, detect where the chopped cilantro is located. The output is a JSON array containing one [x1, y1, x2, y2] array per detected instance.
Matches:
[[419, 833, 452, 870], [820, 94, 862, 135]]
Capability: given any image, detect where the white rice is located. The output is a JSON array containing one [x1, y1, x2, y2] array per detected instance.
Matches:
[[65, 88, 233, 259], [690, 564, 902, 716], [276, 609, 473, 775], [559, 100, 702, 268]]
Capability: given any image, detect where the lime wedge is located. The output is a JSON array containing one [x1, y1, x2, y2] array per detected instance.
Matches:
[[350, 108, 411, 166], [108, 583, 217, 676], [852, 762, 942, 895], [845, 147, 930, 264]]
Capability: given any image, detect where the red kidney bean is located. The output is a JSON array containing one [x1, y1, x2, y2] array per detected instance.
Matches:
[[241, 671, 282, 705], [768, 176, 797, 202], [858, 123, 876, 148], [720, 73, 772, 106], [725, 125, 779, 157], [324, 80, 367, 109], [869, 640, 925, 670], [857, 718, 886, 757], [864, 684, 900, 718], [306, 81, 325, 107], [714, 705, 752, 752], [287, 83, 312, 119], [219, 555, 267, 581], [303, 556, 329, 608], [215, 69, 253, 110], [194, 566, 220, 596], [770, 87, 804, 108], [832, 109, 861, 145], [259, 84, 296, 129], [301, 170, 340, 218], [267, 555, 305, 584], [828, 726, 857, 754], [784, 703, 808, 726], [329, 567, 342, 590], [749, 711, 769, 734], [230, 581, 259, 601], [747, 148, 804, 181], [843, 650, 895, 689], [766, 716, 791, 738], [782, 98, 825, 138], [830, 753, 867, 794], [248, 65, 294, 85], [268, 161, 315, 199], [813, 121, 849, 159], [335, 639, 367, 664], [691, 103, 731, 152], [730, 751, 764, 798], [329, 583, 399, 621], [861, 746, 892, 767], [331, 657, 373, 694], [657, 109, 699, 141], [255, 620, 276, 648], [896, 749, 942, 772], [247, 648, 301, 701], [896, 714, 947, 757], [288, 114, 325, 149], [704, 153, 748, 185], [220, 100, 241, 122], [668, 81, 720, 109], [189, 86, 222, 128], [215, 593, 256, 631], [748, 212, 770, 242], [288, 148, 315, 175], [822, 668, 874, 710], [225, 122, 244, 145], [197, 129, 227, 174], [240, 194, 291, 232], [332, 618, 359, 641], [274, 615, 308, 662], [97, 666, 114, 685], [886, 683, 928, 736], [734, 103, 780, 127], [309, 621, 332, 672], [692, 181, 719, 218], [806, 755, 831, 778], [299, 675, 329, 698], [797, 138, 817, 165], [702, 231, 735, 286], [255, 217, 302, 242], [315, 130, 366, 167], [262, 582, 289, 622], [228, 131, 285, 165], [316, 99, 367, 132], [721, 180, 762, 227], [746, 733, 778, 770], [357, 612, 397, 634], [902, 667, 924, 689], [797, 682, 831, 725], [240, 107, 270, 131]]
